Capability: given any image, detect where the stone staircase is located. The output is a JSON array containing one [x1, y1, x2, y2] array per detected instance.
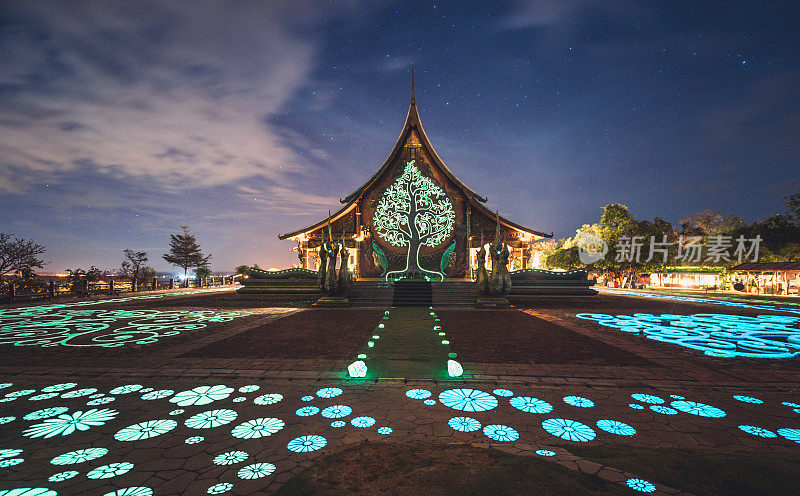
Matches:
[[348, 279, 476, 307], [392, 280, 433, 307]]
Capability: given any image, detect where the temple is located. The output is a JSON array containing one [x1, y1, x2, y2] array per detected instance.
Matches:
[[279, 72, 552, 280]]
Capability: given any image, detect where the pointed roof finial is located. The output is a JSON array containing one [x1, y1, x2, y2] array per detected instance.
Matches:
[[410, 65, 416, 104]]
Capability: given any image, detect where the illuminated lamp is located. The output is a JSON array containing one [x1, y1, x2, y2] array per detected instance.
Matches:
[[348, 360, 367, 378], [447, 360, 463, 377]]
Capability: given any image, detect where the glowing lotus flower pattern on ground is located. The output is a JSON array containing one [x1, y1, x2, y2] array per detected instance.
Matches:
[[287, 435, 327, 453], [207, 483, 233, 494], [50, 448, 108, 465], [321, 405, 352, 419], [630, 393, 664, 404], [141, 389, 173, 400], [213, 451, 249, 465], [596, 419, 636, 436], [62, 388, 97, 398], [316, 387, 343, 398], [238, 462, 276, 479], [23, 408, 118, 439], [351, 416, 376, 428], [576, 312, 800, 358], [185, 409, 238, 429], [541, 418, 596, 442], [733, 395, 763, 404], [253, 393, 283, 405], [29, 393, 59, 401], [231, 418, 284, 439], [331, 421, 345, 428], [0, 449, 23, 459], [48, 471, 78, 482], [87, 397, 116, 405], [738, 425, 776, 438], [238, 385, 260, 393], [535, 449, 556, 456], [87, 461, 134, 479], [42, 383, 76, 393], [777, 428, 800, 443], [378, 426, 393, 435], [483, 424, 519, 442], [493, 389, 514, 397], [510, 396, 553, 414], [438, 389, 498, 412], [185, 436, 204, 444], [0, 458, 24, 467], [563, 396, 594, 408], [670, 400, 726, 418], [296, 406, 320, 417], [110, 384, 142, 395], [170, 385, 233, 406], [23, 407, 69, 420], [102, 488, 153, 496], [448, 416, 481, 432], [0, 489, 57, 496], [626, 478, 656, 492], [649, 405, 678, 415], [405, 389, 432, 399], [114, 419, 177, 441]]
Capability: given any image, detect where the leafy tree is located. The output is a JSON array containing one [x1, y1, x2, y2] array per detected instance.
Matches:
[[141, 266, 156, 287], [194, 266, 212, 280], [680, 209, 744, 236], [372, 160, 455, 279], [66, 266, 106, 293], [0, 233, 46, 276], [120, 249, 148, 283], [162, 226, 212, 281], [547, 246, 581, 270], [235, 265, 252, 275]]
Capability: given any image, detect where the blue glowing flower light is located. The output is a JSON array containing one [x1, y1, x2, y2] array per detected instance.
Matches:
[[438, 389, 498, 412], [535, 449, 556, 457], [423, 399, 436, 405], [0, 489, 57, 496], [777, 428, 800, 443], [24, 408, 118, 439], [378, 426, 393, 435], [321, 405, 352, 419], [405, 389, 432, 400], [185, 436, 204, 444], [483, 424, 519, 442], [733, 395, 763, 404], [563, 396, 594, 408], [448, 416, 481, 433], [296, 406, 320, 417], [351, 416, 376, 428], [48, 471, 78, 482], [61, 388, 97, 398], [510, 396, 553, 414], [493, 389, 513, 397], [29, 393, 59, 401], [109, 384, 142, 395], [213, 451, 249, 465], [114, 419, 178, 441], [102, 488, 153, 496], [170, 385, 233, 406], [238, 462, 276, 480], [253, 393, 283, 405], [141, 390, 173, 400], [738, 425, 776, 438], [287, 435, 327, 453], [238, 385, 260, 393], [42, 383, 77, 393], [207, 483, 233, 494], [541, 418, 596, 442], [649, 405, 678, 415], [50, 448, 108, 465], [0, 449, 23, 459], [630, 393, 664, 404], [670, 400, 726, 418], [185, 409, 238, 429], [24, 407, 69, 421], [626, 478, 656, 493], [331, 421, 345, 428], [87, 462, 134, 479], [231, 418, 284, 439], [596, 419, 636, 436], [316, 387, 343, 398]]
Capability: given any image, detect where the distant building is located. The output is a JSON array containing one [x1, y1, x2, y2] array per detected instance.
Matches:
[[280, 72, 551, 279], [646, 267, 722, 290], [732, 262, 800, 295]]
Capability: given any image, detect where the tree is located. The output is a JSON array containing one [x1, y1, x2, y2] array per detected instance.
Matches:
[[162, 226, 212, 281], [66, 266, 106, 293], [194, 266, 212, 280], [0, 233, 46, 276], [372, 160, 455, 280], [120, 249, 148, 283], [235, 265, 252, 276], [680, 210, 744, 236], [547, 246, 581, 270]]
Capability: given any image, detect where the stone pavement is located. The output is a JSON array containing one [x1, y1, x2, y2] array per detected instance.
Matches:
[[0, 289, 799, 495]]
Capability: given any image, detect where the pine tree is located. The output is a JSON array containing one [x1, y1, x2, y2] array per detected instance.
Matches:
[[162, 226, 212, 282]]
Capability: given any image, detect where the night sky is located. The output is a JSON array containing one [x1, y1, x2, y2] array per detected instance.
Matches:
[[1, 1, 798, 274]]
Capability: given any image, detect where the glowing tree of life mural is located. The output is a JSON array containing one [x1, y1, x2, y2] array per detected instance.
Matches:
[[372, 160, 455, 280]]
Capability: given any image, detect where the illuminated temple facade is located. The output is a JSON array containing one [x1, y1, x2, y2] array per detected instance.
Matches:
[[279, 76, 551, 279]]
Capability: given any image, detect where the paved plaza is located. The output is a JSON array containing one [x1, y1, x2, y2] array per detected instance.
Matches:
[[1, 288, 799, 495]]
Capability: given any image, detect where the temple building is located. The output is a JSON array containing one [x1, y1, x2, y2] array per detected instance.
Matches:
[[279, 74, 551, 280]]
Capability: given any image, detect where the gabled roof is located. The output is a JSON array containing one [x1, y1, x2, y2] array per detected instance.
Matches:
[[732, 262, 800, 271], [279, 73, 552, 240]]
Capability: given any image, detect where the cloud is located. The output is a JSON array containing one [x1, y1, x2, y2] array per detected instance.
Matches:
[[0, 1, 340, 195]]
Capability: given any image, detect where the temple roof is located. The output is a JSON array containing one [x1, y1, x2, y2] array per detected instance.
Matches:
[[279, 72, 551, 240]]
